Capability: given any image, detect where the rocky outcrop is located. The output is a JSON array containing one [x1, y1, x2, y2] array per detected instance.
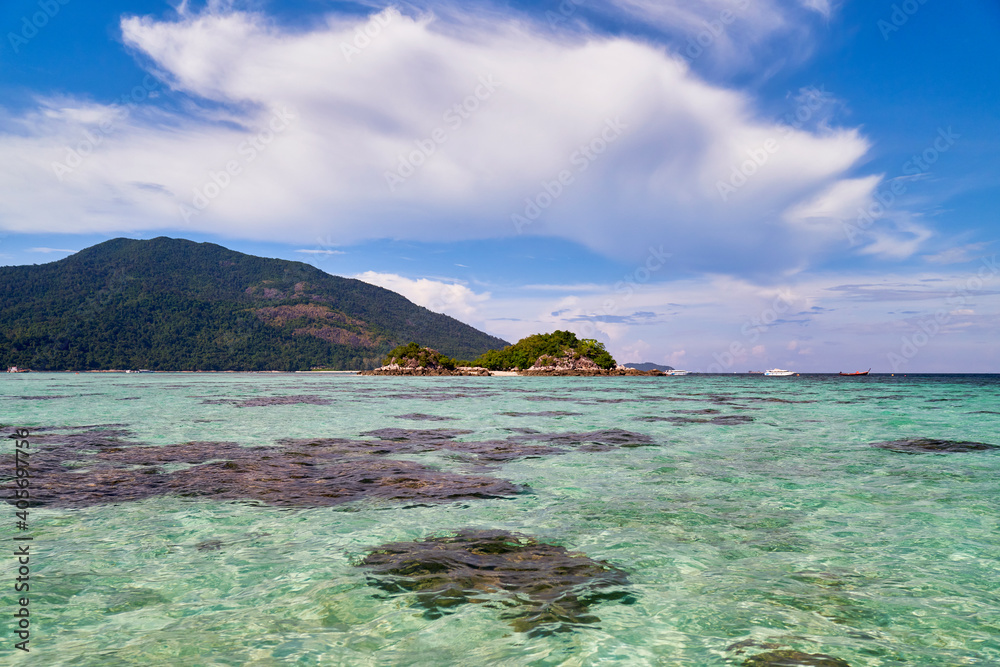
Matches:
[[527, 352, 602, 372], [360, 365, 491, 376], [518, 367, 664, 376], [519, 354, 663, 376], [359, 347, 491, 376]]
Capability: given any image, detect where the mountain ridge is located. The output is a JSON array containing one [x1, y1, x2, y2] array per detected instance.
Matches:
[[0, 237, 508, 371]]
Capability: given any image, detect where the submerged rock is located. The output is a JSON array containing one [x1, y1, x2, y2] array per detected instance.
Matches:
[[15, 423, 660, 508], [195, 539, 224, 551], [499, 411, 584, 417], [358, 428, 474, 442], [393, 413, 457, 421], [166, 456, 521, 507], [710, 415, 756, 425], [202, 395, 333, 407], [359, 529, 633, 635], [872, 438, 999, 454], [518, 428, 656, 449], [354, 427, 658, 461], [638, 413, 753, 425], [13, 434, 523, 508], [743, 649, 851, 666]]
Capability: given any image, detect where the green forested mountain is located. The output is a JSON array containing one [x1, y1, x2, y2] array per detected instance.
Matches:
[[0, 237, 508, 371]]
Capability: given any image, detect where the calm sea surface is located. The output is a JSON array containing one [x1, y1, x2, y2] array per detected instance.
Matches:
[[2, 373, 998, 666]]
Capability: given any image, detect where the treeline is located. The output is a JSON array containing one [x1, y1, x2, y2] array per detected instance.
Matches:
[[384, 330, 617, 371]]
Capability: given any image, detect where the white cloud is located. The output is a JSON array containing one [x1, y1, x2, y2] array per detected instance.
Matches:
[[295, 249, 345, 255], [923, 243, 990, 265], [28, 247, 77, 253], [665, 349, 688, 367], [0, 5, 870, 276], [800, 0, 833, 18], [616, 339, 651, 363], [598, 0, 833, 73], [857, 220, 934, 260], [353, 271, 491, 320], [784, 175, 881, 224]]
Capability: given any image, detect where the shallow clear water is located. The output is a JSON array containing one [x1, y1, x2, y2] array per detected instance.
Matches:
[[2, 373, 999, 666]]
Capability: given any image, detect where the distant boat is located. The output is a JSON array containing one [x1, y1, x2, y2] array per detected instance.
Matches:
[[764, 368, 794, 376], [839, 369, 870, 376], [748, 370, 764, 374], [7, 366, 30, 373], [664, 369, 690, 376]]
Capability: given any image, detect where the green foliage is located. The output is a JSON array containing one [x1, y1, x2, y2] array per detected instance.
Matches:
[[472, 330, 616, 370], [382, 343, 456, 369], [0, 237, 509, 371], [576, 338, 616, 369]]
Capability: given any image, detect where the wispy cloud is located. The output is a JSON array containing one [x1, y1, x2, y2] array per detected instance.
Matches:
[[567, 311, 662, 324], [28, 247, 77, 254], [923, 242, 991, 265], [595, 0, 834, 74], [295, 249, 345, 255]]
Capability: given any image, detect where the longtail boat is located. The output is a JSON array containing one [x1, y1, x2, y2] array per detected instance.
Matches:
[[838, 369, 870, 376]]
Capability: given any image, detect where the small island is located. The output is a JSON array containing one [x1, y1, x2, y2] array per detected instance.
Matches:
[[360, 331, 666, 376]]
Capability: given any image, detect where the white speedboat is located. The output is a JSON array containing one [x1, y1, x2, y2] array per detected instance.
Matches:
[[665, 369, 690, 376], [764, 368, 794, 376]]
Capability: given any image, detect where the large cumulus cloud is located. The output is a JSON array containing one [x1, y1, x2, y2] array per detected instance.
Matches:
[[0, 4, 875, 273]]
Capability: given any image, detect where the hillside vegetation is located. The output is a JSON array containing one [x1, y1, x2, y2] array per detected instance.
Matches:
[[0, 237, 508, 371]]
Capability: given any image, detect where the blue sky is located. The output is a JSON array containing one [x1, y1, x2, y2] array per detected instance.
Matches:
[[1, 0, 997, 371]]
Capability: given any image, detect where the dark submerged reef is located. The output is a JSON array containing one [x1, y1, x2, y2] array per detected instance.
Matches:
[[742, 649, 851, 666], [359, 529, 633, 635], [9, 423, 663, 507], [393, 413, 458, 421], [871, 438, 998, 454], [354, 427, 658, 461], [202, 395, 334, 407], [11, 426, 522, 508]]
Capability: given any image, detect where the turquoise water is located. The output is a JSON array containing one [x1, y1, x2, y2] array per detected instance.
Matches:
[[2, 373, 999, 666]]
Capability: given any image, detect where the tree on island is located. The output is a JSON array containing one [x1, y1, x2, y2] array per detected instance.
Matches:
[[382, 342, 459, 370], [471, 330, 616, 370]]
